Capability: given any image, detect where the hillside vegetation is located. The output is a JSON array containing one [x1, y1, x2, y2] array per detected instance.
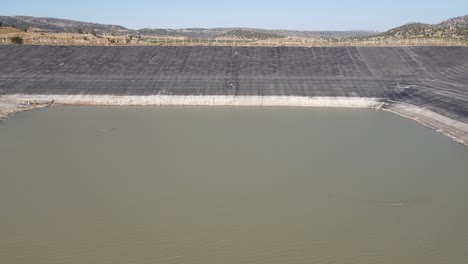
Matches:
[[0, 16, 376, 39], [1, 15, 467, 46], [381, 15, 468, 39], [221, 29, 285, 39], [0, 16, 127, 33], [2, 14, 467, 41]]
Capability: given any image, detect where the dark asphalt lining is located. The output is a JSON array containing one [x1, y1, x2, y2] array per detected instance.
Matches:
[[0, 45, 467, 122]]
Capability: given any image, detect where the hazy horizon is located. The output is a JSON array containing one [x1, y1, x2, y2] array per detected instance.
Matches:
[[2, 0, 467, 31]]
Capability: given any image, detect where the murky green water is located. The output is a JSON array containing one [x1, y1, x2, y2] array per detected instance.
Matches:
[[1, 106, 468, 264]]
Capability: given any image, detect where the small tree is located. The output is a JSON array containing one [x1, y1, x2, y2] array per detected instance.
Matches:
[[77, 29, 84, 34], [90, 30, 97, 36], [11, 36, 24, 45]]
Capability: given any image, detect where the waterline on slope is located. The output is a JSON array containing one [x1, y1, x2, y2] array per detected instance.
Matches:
[[1, 94, 467, 146]]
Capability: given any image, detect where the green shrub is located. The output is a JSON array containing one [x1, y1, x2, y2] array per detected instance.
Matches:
[[10, 36, 24, 45]]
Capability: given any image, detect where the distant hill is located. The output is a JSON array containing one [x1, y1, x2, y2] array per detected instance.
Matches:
[[254, 29, 379, 39], [381, 15, 468, 39], [137, 28, 231, 38], [0, 16, 128, 33], [221, 29, 286, 39], [2, 14, 467, 40], [438, 15, 468, 28], [0, 15, 377, 39], [137, 28, 377, 39]]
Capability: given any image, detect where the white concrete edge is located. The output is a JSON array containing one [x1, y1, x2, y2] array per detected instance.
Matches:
[[383, 103, 468, 146], [0, 94, 382, 108], [1, 94, 467, 146]]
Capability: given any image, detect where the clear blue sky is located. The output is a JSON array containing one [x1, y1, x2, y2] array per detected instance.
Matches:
[[2, 0, 467, 31]]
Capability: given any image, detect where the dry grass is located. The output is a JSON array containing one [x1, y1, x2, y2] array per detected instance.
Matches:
[[0, 27, 22, 34], [0, 27, 467, 47], [0, 27, 138, 45]]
